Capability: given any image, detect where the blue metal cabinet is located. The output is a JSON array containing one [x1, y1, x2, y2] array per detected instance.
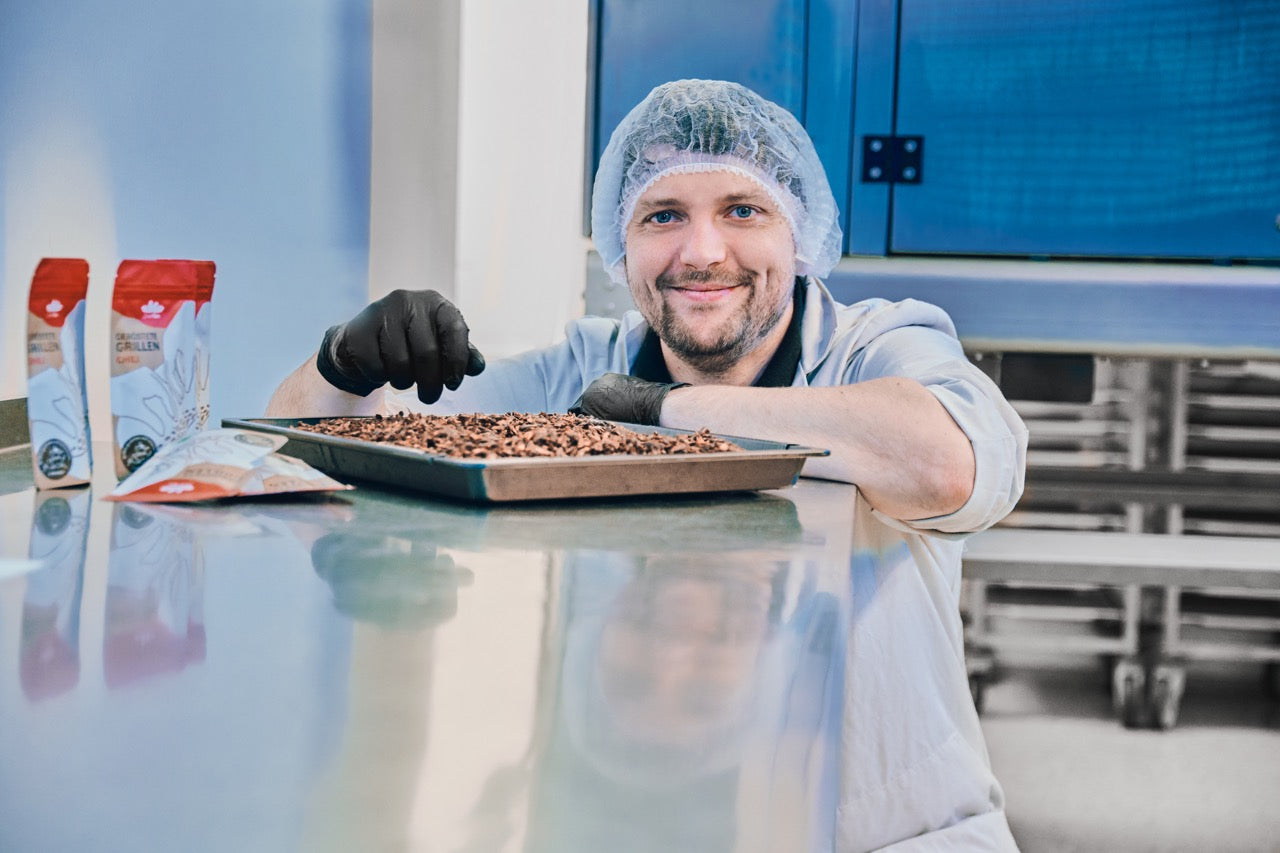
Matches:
[[880, 0, 1280, 261], [593, 0, 1280, 262]]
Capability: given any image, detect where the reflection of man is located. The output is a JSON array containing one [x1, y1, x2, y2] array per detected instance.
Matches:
[[310, 532, 472, 630], [544, 555, 840, 853], [578, 559, 783, 782], [291, 513, 468, 853], [267, 78, 1025, 533]]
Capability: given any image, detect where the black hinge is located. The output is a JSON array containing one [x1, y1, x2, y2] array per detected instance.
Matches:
[[861, 135, 924, 184]]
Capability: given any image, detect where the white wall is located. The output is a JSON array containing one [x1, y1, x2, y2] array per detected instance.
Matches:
[[1, 110, 118, 429], [454, 1, 592, 357], [370, 0, 591, 360], [369, 0, 461, 305], [1, 1, 371, 430]]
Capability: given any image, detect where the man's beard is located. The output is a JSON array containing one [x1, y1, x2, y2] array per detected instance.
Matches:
[[642, 269, 789, 376]]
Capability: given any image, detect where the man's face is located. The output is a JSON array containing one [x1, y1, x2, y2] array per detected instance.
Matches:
[[623, 170, 797, 375], [597, 561, 776, 744]]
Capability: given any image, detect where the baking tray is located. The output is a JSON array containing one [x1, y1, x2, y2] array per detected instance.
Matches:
[[222, 417, 828, 503]]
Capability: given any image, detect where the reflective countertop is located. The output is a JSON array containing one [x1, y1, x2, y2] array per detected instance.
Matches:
[[0, 442, 885, 852]]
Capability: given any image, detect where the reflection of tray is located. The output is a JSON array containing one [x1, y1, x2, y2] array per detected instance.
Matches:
[[222, 417, 828, 503]]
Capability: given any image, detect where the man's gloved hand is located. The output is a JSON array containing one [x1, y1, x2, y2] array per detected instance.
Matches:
[[315, 289, 485, 404], [568, 373, 689, 425]]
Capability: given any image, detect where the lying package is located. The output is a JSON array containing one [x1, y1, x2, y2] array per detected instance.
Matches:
[[27, 258, 93, 489], [105, 428, 353, 503], [110, 259, 198, 478]]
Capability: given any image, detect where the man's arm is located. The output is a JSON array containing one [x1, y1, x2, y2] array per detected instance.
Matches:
[[265, 353, 389, 417], [264, 289, 484, 417], [659, 379, 976, 521]]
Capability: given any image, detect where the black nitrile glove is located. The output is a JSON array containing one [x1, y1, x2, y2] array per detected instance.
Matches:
[[569, 373, 689, 425], [315, 289, 485, 404]]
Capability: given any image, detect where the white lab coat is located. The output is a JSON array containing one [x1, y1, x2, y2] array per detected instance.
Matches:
[[842, 495, 1019, 851]]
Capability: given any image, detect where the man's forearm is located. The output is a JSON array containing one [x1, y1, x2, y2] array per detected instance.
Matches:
[[265, 353, 389, 418], [659, 378, 976, 521]]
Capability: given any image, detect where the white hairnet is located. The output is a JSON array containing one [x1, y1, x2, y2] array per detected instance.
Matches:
[[592, 79, 843, 285]]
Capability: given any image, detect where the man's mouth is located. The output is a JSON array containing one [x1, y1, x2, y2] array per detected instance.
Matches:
[[668, 283, 741, 292], [657, 271, 753, 296], [667, 287, 740, 303]]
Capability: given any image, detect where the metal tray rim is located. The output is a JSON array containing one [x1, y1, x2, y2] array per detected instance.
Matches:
[[222, 416, 830, 467]]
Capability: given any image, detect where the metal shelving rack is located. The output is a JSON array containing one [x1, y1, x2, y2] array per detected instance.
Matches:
[[1158, 361, 1280, 723], [962, 356, 1280, 727]]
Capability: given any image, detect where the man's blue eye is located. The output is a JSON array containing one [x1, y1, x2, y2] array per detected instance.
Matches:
[[732, 206, 755, 219], [652, 211, 676, 224]]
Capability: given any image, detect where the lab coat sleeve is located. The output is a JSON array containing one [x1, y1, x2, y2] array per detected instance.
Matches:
[[846, 323, 1028, 537], [384, 316, 630, 415]]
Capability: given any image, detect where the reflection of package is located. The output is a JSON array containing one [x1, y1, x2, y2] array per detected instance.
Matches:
[[110, 259, 198, 478], [106, 428, 353, 503], [103, 502, 202, 689], [187, 545, 207, 665], [21, 489, 91, 701], [26, 258, 92, 489]]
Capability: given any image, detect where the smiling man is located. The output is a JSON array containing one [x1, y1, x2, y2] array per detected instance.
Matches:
[[266, 80, 1028, 848], [268, 79, 1024, 528]]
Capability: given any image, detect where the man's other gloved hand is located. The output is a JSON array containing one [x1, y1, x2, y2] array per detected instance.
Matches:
[[569, 373, 688, 425], [315, 289, 485, 404]]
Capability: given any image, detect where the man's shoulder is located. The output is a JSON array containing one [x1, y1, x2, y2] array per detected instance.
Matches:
[[809, 279, 959, 341]]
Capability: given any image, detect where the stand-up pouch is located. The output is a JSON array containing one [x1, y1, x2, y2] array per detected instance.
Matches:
[[27, 258, 92, 489], [193, 261, 216, 429], [110, 259, 198, 478]]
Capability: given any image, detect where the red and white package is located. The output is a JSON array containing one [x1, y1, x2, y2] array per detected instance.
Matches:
[[27, 258, 92, 489], [105, 428, 352, 503], [110, 259, 198, 478], [193, 261, 216, 429], [159, 258, 216, 430]]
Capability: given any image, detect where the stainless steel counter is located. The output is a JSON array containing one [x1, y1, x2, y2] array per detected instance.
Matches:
[[1, 440, 906, 852]]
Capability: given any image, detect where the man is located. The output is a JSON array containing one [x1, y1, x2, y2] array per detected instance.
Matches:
[[268, 79, 1027, 848], [268, 79, 1023, 530]]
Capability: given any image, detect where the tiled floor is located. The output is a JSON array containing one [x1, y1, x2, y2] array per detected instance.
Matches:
[[980, 658, 1280, 852]]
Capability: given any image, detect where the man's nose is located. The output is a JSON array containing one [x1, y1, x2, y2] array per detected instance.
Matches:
[[678, 217, 727, 269]]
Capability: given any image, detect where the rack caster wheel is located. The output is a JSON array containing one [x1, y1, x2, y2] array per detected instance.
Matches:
[[1113, 658, 1147, 728], [1150, 664, 1186, 730], [1100, 653, 1120, 695]]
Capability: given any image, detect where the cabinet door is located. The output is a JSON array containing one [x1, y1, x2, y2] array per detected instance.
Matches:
[[590, 0, 857, 242], [886, 0, 1280, 260], [593, 0, 806, 165]]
